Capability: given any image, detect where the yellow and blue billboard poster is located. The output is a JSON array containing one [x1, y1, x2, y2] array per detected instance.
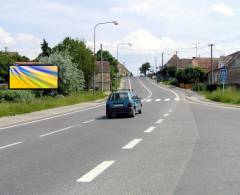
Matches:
[[9, 65, 58, 89]]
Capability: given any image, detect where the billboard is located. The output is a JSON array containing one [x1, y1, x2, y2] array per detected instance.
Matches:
[[9, 65, 58, 89]]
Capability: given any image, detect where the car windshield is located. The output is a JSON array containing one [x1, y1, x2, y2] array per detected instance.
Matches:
[[110, 92, 128, 100]]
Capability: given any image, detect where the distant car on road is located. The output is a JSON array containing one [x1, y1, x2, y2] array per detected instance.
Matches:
[[106, 89, 142, 118]]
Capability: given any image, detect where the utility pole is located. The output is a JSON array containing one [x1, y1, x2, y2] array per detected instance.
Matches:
[[176, 51, 179, 70], [208, 44, 215, 85], [161, 52, 164, 69], [155, 56, 158, 73], [195, 41, 199, 58], [100, 44, 103, 91]]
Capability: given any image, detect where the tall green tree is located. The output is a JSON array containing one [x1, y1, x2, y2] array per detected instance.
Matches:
[[39, 39, 51, 57], [52, 37, 94, 89], [139, 62, 151, 76]]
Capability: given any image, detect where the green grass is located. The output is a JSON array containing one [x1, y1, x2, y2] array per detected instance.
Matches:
[[0, 91, 106, 117], [201, 87, 240, 105]]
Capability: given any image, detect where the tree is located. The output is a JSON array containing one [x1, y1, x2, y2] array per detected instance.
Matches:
[[0, 52, 30, 83], [176, 67, 205, 84], [52, 37, 94, 89], [40, 39, 51, 57], [39, 52, 84, 95], [139, 62, 151, 76]]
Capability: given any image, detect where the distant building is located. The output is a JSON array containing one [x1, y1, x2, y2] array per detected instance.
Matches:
[[117, 62, 131, 77], [95, 61, 111, 91], [165, 54, 219, 73]]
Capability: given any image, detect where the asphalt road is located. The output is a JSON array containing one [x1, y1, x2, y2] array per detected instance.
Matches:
[[1, 77, 240, 195]]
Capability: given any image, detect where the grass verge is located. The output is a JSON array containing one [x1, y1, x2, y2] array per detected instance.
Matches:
[[0, 91, 106, 118], [200, 87, 240, 105]]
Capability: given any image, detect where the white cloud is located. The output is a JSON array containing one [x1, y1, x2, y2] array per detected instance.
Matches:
[[0, 28, 15, 45], [0, 27, 41, 59], [211, 3, 234, 16]]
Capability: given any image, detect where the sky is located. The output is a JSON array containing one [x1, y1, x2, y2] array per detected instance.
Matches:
[[0, 0, 240, 75]]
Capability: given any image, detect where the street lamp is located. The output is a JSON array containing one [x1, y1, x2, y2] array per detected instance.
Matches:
[[116, 42, 132, 63], [93, 21, 118, 94]]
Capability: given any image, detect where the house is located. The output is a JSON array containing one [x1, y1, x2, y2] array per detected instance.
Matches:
[[117, 62, 131, 77], [165, 55, 219, 73], [165, 55, 193, 70], [208, 51, 240, 85], [192, 57, 219, 73], [95, 61, 111, 91]]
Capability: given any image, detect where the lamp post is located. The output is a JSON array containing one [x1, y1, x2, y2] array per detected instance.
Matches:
[[93, 21, 118, 94], [116, 42, 132, 63]]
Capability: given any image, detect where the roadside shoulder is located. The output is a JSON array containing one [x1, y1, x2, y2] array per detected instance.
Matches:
[[0, 99, 106, 128]]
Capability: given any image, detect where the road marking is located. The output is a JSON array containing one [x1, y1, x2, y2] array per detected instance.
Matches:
[[146, 99, 152, 102], [156, 119, 164, 124], [169, 109, 172, 113], [122, 139, 142, 149], [76, 161, 115, 182], [83, 119, 95, 124], [39, 126, 73, 138], [138, 78, 152, 100], [0, 104, 105, 131], [175, 98, 180, 101], [146, 78, 180, 101], [164, 113, 169, 117], [164, 98, 170, 102], [0, 141, 23, 150], [144, 126, 156, 133], [128, 77, 132, 90], [155, 99, 161, 102]]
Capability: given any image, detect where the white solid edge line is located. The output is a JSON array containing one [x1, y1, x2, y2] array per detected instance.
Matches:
[[156, 119, 164, 124], [146, 78, 180, 100], [144, 126, 156, 133], [39, 126, 73, 138], [0, 104, 104, 130], [138, 78, 152, 99], [83, 119, 95, 124], [76, 161, 115, 182], [0, 141, 23, 150], [122, 139, 142, 149]]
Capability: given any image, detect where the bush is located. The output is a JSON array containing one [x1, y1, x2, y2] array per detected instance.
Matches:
[[0, 90, 35, 103], [40, 52, 85, 95], [192, 83, 207, 91], [206, 87, 240, 104]]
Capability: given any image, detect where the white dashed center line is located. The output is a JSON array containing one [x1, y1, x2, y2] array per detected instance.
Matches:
[[0, 141, 23, 150], [155, 99, 161, 102], [83, 119, 95, 124], [76, 161, 115, 183], [164, 113, 169, 117], [144, 126, 156, 133], [39, 126, 73, 138], [169, 110, 172, 113], [146, 99, 152, 102], [156, 119, 164, 124], [164, 98, 170, 102], [122, 139, 142, 149]]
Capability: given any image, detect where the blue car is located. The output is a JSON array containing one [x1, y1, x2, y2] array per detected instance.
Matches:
[[106, 89, 142, 118]]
